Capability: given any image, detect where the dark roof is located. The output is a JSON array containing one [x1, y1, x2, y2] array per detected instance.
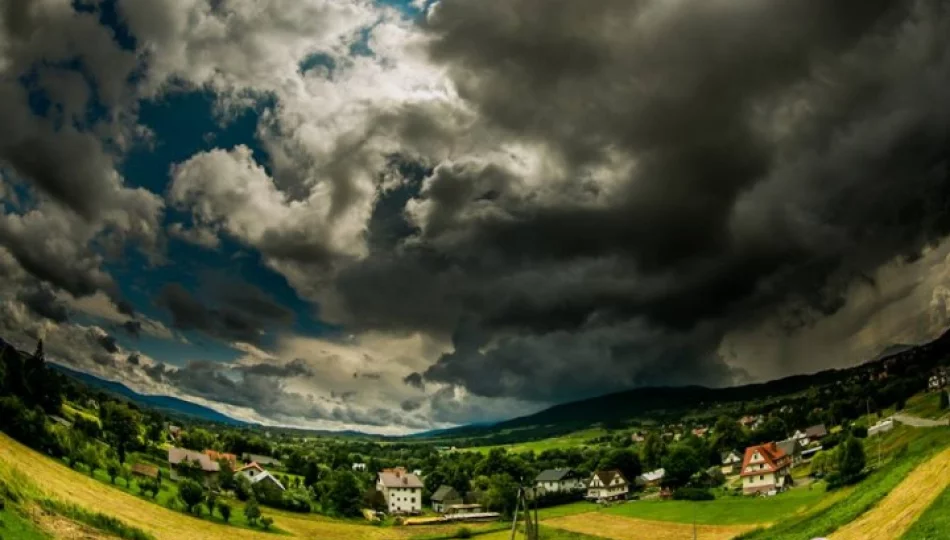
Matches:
[[591, 470, 627, 486], [776, 438, 801, 456], [431, 485, 461, 502], [805, 424, 828, 438], [536, 468, 577, 482]]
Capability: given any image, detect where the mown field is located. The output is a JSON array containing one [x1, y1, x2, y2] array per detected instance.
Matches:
[[901, 482, 950, 539]]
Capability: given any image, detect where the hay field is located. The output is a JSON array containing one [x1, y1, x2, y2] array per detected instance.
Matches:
[[542, 512, 758, 540], [830, 445, 950, 540]]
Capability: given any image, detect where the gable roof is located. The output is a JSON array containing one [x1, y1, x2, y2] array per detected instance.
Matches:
[[740, 443, 790, 477], [242, 453, 282, 465], [536, 468, 577, 482], [776, 438, 802, 457], [431, 485, 461, 502], [805, 424, 828, 438], [168, 448, 219, 472], [637, 468, 665, 483], [250, 470, 285, 490], [237, 462, 266, 474], [590, 470, 627, 486], [377, 468, 424, 488], [720, 450, 741, 463], [204, 450, 237, 463]]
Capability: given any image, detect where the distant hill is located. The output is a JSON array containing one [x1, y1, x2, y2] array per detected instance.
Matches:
[[426, 327, 950, 443], [50, 364, 250, 426]]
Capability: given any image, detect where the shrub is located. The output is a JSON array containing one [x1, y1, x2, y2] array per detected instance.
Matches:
[[217, 501, 232, 523], [178, 479, 205, 514], [672, 487, 714, 501], [260, 516, 274, 531], [454, 526, 473, 538], [244, 498, 261, 525]]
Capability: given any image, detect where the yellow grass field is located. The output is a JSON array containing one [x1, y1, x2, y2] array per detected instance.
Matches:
[[0, 433, 493, 540], [540, 512, 757, 540], [830, 445, 950, 540]]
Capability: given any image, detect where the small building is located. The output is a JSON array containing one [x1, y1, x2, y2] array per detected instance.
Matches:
[[720, 450, 742, 476], [130, 463, 159, 480], [167, 425, 182, 440], [740, 443, 793, 495], [535, 468, 585, 493], [804, 424, 828, 443], [236, 462, 286, 492], [635, 468, 665, 488], [352, 462, 367, 472], [587, 470, 629, 502], [929, 367, 949, 391], [776, 438, 805, 466], [241, 453, 282, 468], [431, 485, 462, 513], [376, 467, 424, 514], [168, 448, 219, 485], [869, 418, 895, 437]]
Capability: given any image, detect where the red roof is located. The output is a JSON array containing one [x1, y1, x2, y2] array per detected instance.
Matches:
[[740, 442, 791, 477]]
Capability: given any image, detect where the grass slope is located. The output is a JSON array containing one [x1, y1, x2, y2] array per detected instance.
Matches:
[[901, 483, 950, 539], [464, 429, 609, 454], [0, 506, 50, 540]]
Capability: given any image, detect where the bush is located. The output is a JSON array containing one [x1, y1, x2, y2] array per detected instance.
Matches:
[[217, 501, 232, 523], [178, 479, 205, 514], [260, 516, 274, 531], [454, 526, 473, 538], [244, 498, 261, 525], [672, 487, 714, 501]]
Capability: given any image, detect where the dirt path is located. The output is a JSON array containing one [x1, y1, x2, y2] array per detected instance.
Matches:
[[830, 445, 950, 540], [542, 512, 758, 540], [893, 413, 950, 427]]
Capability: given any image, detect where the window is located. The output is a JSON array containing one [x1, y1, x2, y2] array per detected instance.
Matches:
[[759, 475, 764, 480]]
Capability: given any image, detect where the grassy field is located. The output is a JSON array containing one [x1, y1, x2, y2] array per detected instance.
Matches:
[[901, 392, 949, 420], [0, 433, 501, 540], [738, 427, 950, 540], [901, 482, 950, 539], [543, 512, 756, 540], [603, 484, 827, 525], [463, 428, 609, 454], [0, 506, 51, 539]]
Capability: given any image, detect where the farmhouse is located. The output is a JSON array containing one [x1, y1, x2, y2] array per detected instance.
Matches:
[[635, 468, 665, 487], [236, 462, 286, 491], [740, 442, 793, 495], [376, 467, 424, 514], [720, 450, 742, 476], [587, 470, 629, 501], [168, 447, 219, 485], [241, 453, 282, 467], [535, 468, 585, 493], [431, 485, 462, 513]]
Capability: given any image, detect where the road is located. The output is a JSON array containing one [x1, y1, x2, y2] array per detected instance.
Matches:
[[893, 413, 950, 427]]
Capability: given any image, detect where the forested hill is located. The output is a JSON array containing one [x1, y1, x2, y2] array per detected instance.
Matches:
[[421, 327, 950, 442]]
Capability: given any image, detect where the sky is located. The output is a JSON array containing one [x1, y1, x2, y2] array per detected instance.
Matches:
[[0, 0, 949, 435]]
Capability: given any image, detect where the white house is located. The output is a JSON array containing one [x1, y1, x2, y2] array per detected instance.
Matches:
[[869, 418, 895, 437], [535, 468, 585, 493], [352, 462, 367, 471], [740, 443, 793, 495], [635, 468, 665, 487], [376, 467, 424, 514], [236, 462, 285, 492], [586, 470, 629, 501], [720, 450, 742, 476]]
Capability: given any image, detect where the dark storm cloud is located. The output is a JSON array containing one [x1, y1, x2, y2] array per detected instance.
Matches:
[[403, 372, 425, 390], [96, 333, 119, 354], [119, 320, 142, 338], [319, 0, 950, 401], [155, 282, 294, 345], [239, 358, 313, 378], [400, 399, 422, 412], [17, 286, 69, 323], [126, 353, 141, 366]]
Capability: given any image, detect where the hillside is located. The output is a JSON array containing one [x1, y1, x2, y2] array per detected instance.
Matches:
[[426, 328, 950, 444]]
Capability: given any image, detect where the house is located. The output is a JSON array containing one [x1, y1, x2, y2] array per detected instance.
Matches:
[[804, 424, 828, 444], [130, 463, 159, 480], [720, 450, 742, 476], [168, 448, 219, 485], [635, 468, 665, 487], [929, 367, 949, 390], [352, 462, 367, 472], [535, 468, 585, 493], [740, 443, 793, 495], [204, 450, 238, 467], [241, 453, 282, 468], [776, 438, 804, 465], [167, 425, 182, 440], [376, 467, 424, 514], [869, 418, 895, 437], [236, 462, 285, 492], [587, 470, 629, 501], [431, 485, 463, 513]]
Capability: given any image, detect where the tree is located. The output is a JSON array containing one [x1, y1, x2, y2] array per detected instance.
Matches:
[[753, 417, 787, 444], [80, 444, 102, 477], [363, 488, 387, 512], [218, 459, 235, 491], [480, 474, 519, 518], [206, 490, 219, 516], [234, 473, 253, 501], [100, 402, 140, 463], [810, 450, 836, 477], [244, 498, 262, 525], [217, 501, 232, 523], [260, 517, 274, 531], [180, 428, 215, 453], [598, 449, 642, 483], [640, 432, 665, 470], [119, 464, 132, 488], [178, 479, 205, 514], [106, 458, 121, 484], [837, 435, 866, 485], [940, 390, 949, 411], [324, 470, 363, 517], [712, 416, 746, 452], [661, 445, 702, 488]]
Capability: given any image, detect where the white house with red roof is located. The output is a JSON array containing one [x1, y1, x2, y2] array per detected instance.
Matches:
[[236, 462, 285, 492], [740, 442, 793, 495]]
